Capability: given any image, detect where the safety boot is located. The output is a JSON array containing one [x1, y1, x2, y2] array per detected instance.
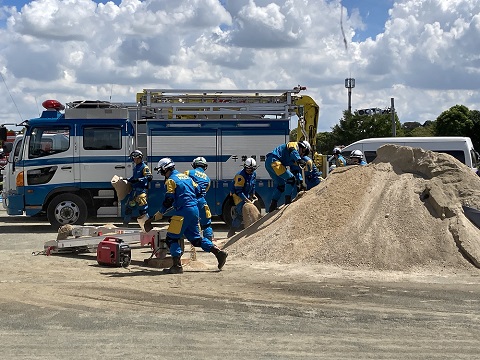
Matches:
[[163, 256, 183, 274], [211, 246, 228, 270], [284, 195, 292, 205], [268, 200, 278, 213]]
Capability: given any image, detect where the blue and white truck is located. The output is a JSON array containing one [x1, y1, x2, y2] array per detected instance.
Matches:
[[0, 88, 320, 228]]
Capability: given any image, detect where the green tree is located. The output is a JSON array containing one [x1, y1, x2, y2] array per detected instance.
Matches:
[[330, 110, 402, 147], [435, 105, 473, 136], [470, 110, 480, 151], [409, 124, 435, 137], [401, 121, 422, 136], [315, 131, 336, 154]]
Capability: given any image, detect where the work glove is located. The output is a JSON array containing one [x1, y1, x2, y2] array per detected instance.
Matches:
[[128, 178, 139, 184], [297, 159, 306, 168]]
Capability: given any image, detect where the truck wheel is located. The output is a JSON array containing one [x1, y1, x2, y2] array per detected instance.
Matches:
[[47, 193, 88, 229], [221, 196, 235, 227]]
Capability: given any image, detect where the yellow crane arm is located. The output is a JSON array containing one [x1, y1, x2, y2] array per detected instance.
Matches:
[[294, 95, 319, 149], [294, 95, 327, 176]]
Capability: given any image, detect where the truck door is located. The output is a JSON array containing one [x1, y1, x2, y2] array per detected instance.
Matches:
[[220, 129, 287, 180], [148, 127, 218, 212], [23, 126, 74, 212], [79, 125, 129, 184]]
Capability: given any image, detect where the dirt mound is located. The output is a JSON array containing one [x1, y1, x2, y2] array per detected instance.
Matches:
[[227, 144, 480, 272]]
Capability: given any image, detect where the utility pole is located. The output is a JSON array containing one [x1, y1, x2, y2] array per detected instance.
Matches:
[[345, 78, 355, 114], [391, 97, 396, 137]]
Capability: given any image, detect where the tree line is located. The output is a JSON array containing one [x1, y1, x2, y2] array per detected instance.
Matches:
[[291, 104, 480, 155]]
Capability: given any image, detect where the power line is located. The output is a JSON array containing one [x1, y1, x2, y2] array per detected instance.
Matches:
[[0, 72, 23, 122]]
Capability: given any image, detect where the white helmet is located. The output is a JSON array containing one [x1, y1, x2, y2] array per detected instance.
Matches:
[[350, 149, 363, 159], [333, 147, 342, 155], [129, 149, 143, 160], [244, 157, 257, 170], [155, 157, 175, 175], [298, 140, 311, 156], [192, 156, 208, 170]]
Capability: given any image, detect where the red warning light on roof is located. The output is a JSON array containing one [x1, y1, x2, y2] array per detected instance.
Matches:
[[42, 100, 65, 111]]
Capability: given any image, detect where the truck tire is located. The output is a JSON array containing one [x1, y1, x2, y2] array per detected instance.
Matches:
[[221, 196, 235, 227], [47, 193, 88, 229]]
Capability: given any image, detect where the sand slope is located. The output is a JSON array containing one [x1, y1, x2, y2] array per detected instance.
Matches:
[[228, 144, 480, 272]]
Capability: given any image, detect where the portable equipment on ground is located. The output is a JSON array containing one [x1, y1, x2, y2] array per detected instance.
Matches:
[[96, 236, 132, 267]]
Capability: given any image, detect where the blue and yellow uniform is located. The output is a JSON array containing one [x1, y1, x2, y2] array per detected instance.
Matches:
[[230, 168, 256, 231], [159, 169, 216, 259], [335, 154, 347, 167], [147, 157, 227, 274], [265, 142, 303, 210], [290, 155, 322, 190], [124, 160, 152, 224], [185, 167, 213, 240]]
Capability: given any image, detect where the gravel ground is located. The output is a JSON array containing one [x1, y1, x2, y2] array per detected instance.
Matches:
[[1, 209, 480, 359]]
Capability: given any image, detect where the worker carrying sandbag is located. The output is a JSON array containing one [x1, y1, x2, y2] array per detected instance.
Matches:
[[227, 157, 258, 237], [123, 150, 152, 226]]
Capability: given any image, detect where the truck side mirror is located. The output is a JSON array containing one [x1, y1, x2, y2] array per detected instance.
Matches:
[[0, 127, 7, 141]]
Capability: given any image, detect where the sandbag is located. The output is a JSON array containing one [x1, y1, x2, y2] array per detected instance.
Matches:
[[242, 202, 261, 228], [111, 175, 131, 201]]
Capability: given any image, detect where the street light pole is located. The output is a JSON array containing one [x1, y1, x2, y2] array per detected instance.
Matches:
[[345, 78, 355, 114]]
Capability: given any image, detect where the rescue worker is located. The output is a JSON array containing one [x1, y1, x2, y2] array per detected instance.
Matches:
[[265, 140, 311, 212], [333, 147, 347, 167], [349, 149, 368, 166], [145, 158, 227, 274], [291, 155, 322, 191], [227, 158, 258, 237], [185, 157, 214, 241], [123, 150, 152, 225]]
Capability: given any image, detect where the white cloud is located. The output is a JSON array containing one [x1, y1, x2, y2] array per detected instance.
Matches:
[[0, 0, 479, 134]]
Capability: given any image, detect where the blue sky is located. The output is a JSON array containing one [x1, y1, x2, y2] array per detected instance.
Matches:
[[341, 0, 394, 41], [0, 0, 479, 132]]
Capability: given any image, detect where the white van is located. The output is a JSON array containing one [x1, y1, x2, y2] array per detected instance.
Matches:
[[341, 137, 479, 170]]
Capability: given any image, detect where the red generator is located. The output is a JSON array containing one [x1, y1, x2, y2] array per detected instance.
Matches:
[[97, 237, 132, 267]]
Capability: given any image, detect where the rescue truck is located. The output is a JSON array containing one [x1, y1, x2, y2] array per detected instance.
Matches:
[[0, 87, 320, 228]]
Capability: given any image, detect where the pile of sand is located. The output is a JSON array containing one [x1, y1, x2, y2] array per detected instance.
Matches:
[[227, 144, 480, 272]]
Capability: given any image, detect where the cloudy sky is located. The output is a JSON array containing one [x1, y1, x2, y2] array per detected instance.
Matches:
[[0, 0, 479, 132]]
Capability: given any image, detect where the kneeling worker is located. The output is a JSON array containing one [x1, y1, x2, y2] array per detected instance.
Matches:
[[265, 140, 311, 212]]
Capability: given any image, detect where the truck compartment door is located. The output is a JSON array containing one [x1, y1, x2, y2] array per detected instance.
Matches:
[[148, 128, 218, 211]]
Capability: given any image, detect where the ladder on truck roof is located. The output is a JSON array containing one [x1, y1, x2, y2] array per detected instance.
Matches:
[[134, 88, 306, 122]]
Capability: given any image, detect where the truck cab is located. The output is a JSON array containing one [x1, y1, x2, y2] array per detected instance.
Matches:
[[1, 101, 134, 228]]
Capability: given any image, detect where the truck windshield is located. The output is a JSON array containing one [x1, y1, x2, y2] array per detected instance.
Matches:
[[28, 126, 70, 159]]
